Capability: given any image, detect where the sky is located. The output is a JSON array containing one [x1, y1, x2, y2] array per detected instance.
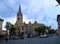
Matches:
[[0, 0, 60, 30]]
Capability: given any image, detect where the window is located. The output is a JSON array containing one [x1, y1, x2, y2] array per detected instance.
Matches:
[[18, 18, 20, 20], [22, 26, 24, 30]]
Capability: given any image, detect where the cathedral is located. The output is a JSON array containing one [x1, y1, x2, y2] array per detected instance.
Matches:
[[15, 5, 45, 35]]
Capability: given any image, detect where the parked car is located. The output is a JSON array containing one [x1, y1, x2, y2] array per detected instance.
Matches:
[[11, 35, 19, 40], [38, 34, 48, 38]]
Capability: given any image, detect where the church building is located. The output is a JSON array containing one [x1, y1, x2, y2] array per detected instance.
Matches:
[[15, 5, 45, 35]]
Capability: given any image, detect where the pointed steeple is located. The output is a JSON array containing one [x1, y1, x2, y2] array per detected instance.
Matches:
[[17, 5, 22, 16], [19, 5, 21, 13]]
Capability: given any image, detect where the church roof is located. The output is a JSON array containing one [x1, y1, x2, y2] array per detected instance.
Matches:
[[34, 21, 38, 24], [29, 21, 31, 24], [38, 24, 45, 26]]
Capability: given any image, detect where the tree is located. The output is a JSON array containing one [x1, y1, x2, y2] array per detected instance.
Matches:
[[9, 25, 16, 37], [45, 26, 51, 34], [5, 22, 11, 35], [48, 29, 56, 34], [34, 26, 48, 35], [5, 22, 17, 38]]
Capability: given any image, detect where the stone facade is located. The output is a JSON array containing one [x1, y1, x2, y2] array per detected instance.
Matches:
[[15, 6, 24, 35], [15, 5, 45, 35], [0, 19, 3, 34], [57, 15, 60, 34]]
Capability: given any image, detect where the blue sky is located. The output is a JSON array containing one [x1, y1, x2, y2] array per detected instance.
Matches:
[[0, 0, 60, 30]]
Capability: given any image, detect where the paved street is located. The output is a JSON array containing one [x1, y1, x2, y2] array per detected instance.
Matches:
[[0, 35, 60, 44]]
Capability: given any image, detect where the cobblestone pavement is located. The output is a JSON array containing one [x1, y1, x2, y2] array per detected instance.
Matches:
[[0, 35, 60, 44]]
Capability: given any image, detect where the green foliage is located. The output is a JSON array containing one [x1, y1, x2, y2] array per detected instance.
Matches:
[[34, 26, 52, 34], [34, 26, 48, 34], [48, 29, 56, 34], [5, 22, 11, 30], [34, 28, 38, 32], [9, 25, 16, 35], [5, 22, 17, 38], [34, 25, 56, 34]]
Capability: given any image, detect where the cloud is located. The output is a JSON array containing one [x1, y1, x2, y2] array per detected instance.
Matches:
[[21, 0, 59, 29], [23, 15, 35, 23], [0, 0, 19, 18], [3, 16, 16, 28], [0, 0, 60, 29]]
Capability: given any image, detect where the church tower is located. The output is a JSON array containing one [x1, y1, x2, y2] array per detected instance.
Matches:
[[15, 5, 24, 34], [17, 5, 23, 25]]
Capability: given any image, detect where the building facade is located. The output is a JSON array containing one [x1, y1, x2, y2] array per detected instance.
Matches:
[[0, 19, 3, 34], [57, 15, 60, 34], [15, 5, 45, 35]]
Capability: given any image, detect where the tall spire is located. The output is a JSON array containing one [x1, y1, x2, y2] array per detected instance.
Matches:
[[19, 5, 21, 13], [17, 5, 22, 16]]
